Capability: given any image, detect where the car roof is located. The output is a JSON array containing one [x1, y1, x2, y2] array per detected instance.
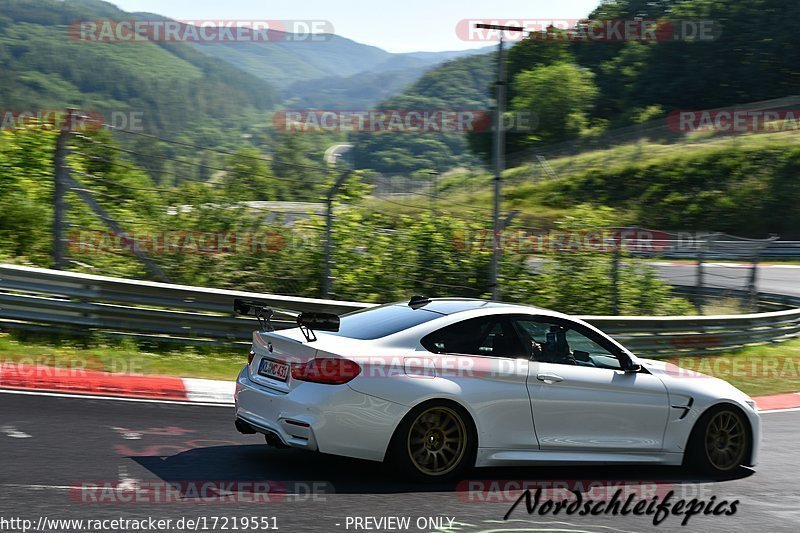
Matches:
[[390, 297, 548, 316]]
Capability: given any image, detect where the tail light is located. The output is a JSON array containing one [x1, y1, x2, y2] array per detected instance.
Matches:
[[248, 350, 255, 365], [291, 357, 361, 385]]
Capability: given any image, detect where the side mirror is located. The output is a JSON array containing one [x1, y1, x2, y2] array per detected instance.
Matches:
[[625, 363, 643, 374], [297, 312, 340, 332], [573, 349, 591, 363]]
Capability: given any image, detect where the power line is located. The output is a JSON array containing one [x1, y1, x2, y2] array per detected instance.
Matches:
[[102, 124, 346, 175], [72, 133, 330, 185], [72, 168, 175, 194], [378, 189, 495, 214], [72, 150, 206, 187]]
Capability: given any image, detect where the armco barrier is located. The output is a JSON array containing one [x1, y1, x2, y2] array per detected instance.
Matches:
[[0, 264, 798, 357], [0, 264, 370, 344]]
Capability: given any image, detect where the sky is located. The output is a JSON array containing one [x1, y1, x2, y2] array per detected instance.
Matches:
[[109, 0, 603, 53]]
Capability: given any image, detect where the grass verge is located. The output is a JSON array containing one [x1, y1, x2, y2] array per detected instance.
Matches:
[[0, 332, 246, 381], [668, 338, 800, 397]]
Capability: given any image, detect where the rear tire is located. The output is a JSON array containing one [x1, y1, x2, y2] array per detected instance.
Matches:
[[686, 405, 750, 475], [389, 402, 476, 482]]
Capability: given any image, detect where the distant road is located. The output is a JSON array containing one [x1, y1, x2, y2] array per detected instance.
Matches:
[[654, 262, 800, 297]]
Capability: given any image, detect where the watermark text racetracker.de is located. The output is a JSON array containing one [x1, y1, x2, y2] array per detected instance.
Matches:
[[669, 108, 800, 133], [69, 480, 331, 504], [1, 109, 103, 132], [453, 228, 714, 255], [68, 230, 286, 255], [0, 109, 145, 133], [273, 109, 536, 133], [5, 351, 796, 382], [0, 515, 279, 532], [70, 20, 334, 42], [457, 18, 720, 42]]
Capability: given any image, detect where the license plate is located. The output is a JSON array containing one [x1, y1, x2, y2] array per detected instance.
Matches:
[[258, 358, 290, 382]]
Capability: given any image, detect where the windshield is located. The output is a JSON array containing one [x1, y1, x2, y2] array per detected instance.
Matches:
[[327, 304, 443, 340]]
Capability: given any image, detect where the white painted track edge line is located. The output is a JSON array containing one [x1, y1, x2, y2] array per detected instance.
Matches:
[[0, 388, 234, 407]]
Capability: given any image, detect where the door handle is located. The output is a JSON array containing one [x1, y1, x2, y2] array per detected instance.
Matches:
[[536, 373, 564, 383]]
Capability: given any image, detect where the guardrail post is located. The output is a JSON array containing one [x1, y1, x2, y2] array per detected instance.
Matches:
[[696, 247, 705, 314], [748, 253, 760, 311]]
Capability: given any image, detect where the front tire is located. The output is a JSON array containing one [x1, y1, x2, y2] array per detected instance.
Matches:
[[687, 405, 750, 475], [389, 402, 475, 482]]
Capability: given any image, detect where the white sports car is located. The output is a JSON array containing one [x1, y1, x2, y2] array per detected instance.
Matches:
[[234, 297, 760, 480]]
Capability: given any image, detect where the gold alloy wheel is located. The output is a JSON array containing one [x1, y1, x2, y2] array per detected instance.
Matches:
[[406, 406, 468, 476], [704, 410, 746, 471]]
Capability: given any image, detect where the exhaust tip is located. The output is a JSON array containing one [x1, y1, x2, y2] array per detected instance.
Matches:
[[264, 432, 290, 449], [235, 418, 257, 434]]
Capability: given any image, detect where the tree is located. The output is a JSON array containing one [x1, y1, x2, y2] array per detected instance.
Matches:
[[501, 205, 695, 316], [222, 149, 277, 202], [511, 62, 598, 146], [271, 134, 321, 200]]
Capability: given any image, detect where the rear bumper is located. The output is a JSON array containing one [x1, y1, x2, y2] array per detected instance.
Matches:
[[234, 366, 408, 462]]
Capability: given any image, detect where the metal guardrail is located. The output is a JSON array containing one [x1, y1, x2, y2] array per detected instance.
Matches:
[[0, 264, 798, 357], [761, 241, 800, 258], [0, 265, 371, 344], [655, 240, 800, 259]]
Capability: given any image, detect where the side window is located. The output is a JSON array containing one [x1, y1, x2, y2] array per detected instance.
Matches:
[[514, 318, 622, 369], [422, 317, 527, 358]]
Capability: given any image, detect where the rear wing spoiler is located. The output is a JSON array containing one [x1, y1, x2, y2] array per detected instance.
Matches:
[[234, 299, 339, 341], [234, 299, 297, 331]]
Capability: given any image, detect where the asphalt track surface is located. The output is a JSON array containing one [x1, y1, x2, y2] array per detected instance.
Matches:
[[655, 263, 800, 297], [1, 392, 798, 533]]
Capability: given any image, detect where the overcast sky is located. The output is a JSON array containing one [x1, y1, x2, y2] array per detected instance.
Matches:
[[109, 0, 602, 52]]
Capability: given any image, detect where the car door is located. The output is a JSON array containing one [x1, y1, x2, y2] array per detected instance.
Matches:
[[513, 316, 670, 452], [420, 315, 539, 450]]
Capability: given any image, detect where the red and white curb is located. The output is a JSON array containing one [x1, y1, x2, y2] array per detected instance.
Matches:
[[753, 392, 800, 413], [1, 364, 799, 412], [0, 364, 234, 405], [183, 377, 235, 404]]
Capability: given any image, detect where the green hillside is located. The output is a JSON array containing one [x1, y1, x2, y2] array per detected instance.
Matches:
[[402, 131, 800, 239], [351, 52, 496, 174], [192, 34, 392, 89], [0, 0, 278, 139], [352, 0, 800, 175], [192, 30, 493, 106]]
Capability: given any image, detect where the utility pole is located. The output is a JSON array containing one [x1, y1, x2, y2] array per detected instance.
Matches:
[[424, 170, 439, 214], [52, 108, 76, 269], [323, 172, 350, 298], [478, 23, 521, 300]]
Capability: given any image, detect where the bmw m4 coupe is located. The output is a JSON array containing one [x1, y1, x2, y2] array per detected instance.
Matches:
[[234, 297, 760, 480]]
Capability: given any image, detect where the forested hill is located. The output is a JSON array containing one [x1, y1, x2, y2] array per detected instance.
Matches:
[[351, 52, 497, 174], [0, 0, 278, 138], [354, 0, 800, 173]]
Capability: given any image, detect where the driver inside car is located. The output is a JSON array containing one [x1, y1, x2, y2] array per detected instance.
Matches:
[[530, 325, 575, 364], [529, 325, 595, 366]]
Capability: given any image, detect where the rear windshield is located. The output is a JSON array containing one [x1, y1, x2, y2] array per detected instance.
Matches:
[[327, 304, 443, 340]]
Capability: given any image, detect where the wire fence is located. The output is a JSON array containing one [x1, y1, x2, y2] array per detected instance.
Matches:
[[42, 110, 790, 315]]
